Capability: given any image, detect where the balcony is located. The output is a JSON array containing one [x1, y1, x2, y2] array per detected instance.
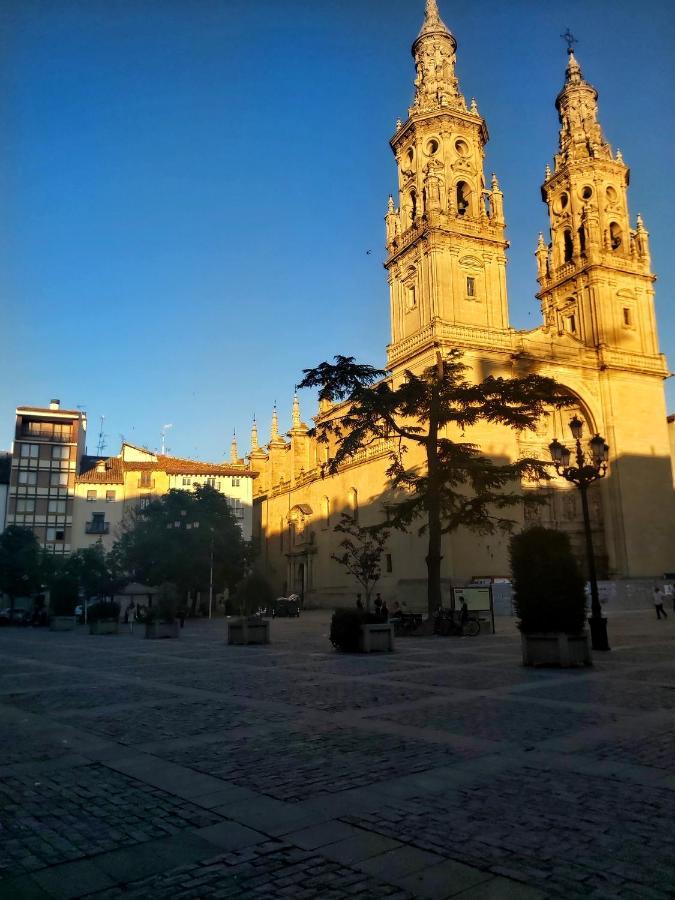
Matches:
[[85, 522, 110, 535], [137, 478, 155, 489]]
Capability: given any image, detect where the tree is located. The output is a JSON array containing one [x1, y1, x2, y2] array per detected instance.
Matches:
[[299, 349, 574, 617], [67, 544, 115, 602], [331, 513, 390, 610], [112, 485, 247, 611], [0, 526, 42, 615]]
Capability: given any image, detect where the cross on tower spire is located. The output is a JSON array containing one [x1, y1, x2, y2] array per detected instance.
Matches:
[[560, 28, 578, 54]]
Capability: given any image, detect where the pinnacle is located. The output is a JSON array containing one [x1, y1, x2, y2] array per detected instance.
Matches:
[[417, 0, 451, 40]]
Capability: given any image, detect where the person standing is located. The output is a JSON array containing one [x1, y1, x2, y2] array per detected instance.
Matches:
[[653, 585, 668, 620], [381, 600, 389, 621], [127, 601, 136, 633]]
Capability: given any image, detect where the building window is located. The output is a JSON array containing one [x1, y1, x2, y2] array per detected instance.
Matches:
[[106, 490, 116, 502], [20, 444, 40, 459], [17, 499, 36, 514], [279, 518, 284, 551], [87, 489, 97, 501], [466, 276, 476, 298], [48, 500, 66, 514], [47, 527, 65, 542], [139, 471, 153, 488], [623, 307, 633, 327], [50, 472, 69, 487], [18, 471, 37, 486], [90, 513, 106, 534], [406, 285, 416, 310], [610, 222, 622, 250], [563, 229, 574, 263], [52, 446, 70, 460], [348, 488, 358, 522], [386, 553, 393, 573], [232, 477, 240, 487], [564, 314, 577, 334], [139, 496, 151, 509], [322, 496, 330, 528]]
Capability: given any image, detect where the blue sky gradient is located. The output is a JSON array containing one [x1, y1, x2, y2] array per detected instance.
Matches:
[[2, 0, 674, 460]]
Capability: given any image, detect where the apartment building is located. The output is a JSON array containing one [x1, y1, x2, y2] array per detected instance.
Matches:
[[5, 401, 87, 554]]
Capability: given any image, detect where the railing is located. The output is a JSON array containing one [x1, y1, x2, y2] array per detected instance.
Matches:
[[85, 522, 110, 535], [137, 478, 155, 489]]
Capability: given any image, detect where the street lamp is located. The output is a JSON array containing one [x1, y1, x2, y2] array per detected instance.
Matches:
[[167, 514, 215, 620], [549, 417, 610, 651]]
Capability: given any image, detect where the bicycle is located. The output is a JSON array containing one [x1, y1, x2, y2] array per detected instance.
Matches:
[[433, 608, 480, 637]]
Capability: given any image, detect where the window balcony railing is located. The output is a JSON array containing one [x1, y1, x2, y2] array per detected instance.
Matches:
[[85, 522, 109, 535], [137, 478, 155, 489]]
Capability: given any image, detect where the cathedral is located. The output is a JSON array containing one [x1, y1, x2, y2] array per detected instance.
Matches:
[[249, 0, 675, 607]]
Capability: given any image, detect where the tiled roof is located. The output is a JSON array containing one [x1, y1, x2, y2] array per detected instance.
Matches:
[[77, 454, 256, 481], [76, 456, 125, 484]]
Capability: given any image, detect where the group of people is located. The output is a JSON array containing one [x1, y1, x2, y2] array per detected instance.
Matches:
[[356, 593, 409, 622]]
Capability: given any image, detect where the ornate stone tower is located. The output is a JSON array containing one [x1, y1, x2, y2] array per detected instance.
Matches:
[[535, 49, 659, 358], [385, 0, 509, 373]]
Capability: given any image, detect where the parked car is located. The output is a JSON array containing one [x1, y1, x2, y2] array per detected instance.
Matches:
[[0, 608, 31, 626]]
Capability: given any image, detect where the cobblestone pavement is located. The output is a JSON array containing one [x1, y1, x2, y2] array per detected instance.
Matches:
[[1, 611, 674, 899]]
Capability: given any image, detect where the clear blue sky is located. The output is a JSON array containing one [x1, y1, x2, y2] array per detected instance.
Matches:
[[2, 0, 674, 460]]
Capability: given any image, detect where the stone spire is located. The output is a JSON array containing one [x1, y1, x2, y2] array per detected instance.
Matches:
[[292, 394, 301, 429], [230, 431, 239, 464], [411, 0, 463, 113], [555, 48, 611, 165], [269, 404, 286, 447], [250, 417, 259, 452], [417, 0, 451, 40]]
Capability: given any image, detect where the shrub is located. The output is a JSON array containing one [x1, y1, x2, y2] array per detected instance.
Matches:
[[232, 573, 275, 617], [329, 608, 379, 652], [155, 583, 178, 623], [510, 526, 587, 635], [49, 572, 79, 616], [87, 600, 121, 623]]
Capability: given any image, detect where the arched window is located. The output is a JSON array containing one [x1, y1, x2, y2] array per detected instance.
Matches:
[[578, 225, 586, 257], [610, 222, 622, 250], [563, 229, 574, 263], [348, 488, 358, 522], [456, 181, 470, 216], [410, 190, 417, 223]]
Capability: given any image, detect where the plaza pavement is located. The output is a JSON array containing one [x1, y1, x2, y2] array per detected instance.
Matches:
[[0, 609, 674, 900]]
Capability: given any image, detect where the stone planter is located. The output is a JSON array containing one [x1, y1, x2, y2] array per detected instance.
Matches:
[[521, 631, 591, 668], [49, 615, 76, 632], [359, 622, 394, 653], [145, 621, 180, 640], [89, 620, 119, 635], [228, 617, 270, 645]]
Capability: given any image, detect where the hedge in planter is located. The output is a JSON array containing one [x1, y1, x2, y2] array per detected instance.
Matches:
[[48, 571, 78, 630], [510, 526, 590, 666], [511, 527, 586, 633], [145, 583, 180, 639], [88, 600, 121, 635], [329, 608, 392, 653]]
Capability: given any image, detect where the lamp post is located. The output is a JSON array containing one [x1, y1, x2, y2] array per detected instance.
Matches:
[[167, 512, 215, 620], [549, 416, 610, 651]]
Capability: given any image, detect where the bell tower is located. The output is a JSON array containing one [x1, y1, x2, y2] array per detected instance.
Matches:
[[535, 48, 658, 357], [385, 0, 510, 373]]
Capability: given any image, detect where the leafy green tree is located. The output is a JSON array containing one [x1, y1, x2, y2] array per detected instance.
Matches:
[[331, 513, 390, 611], [112, 485, 247, 612], [299, 349, 574, 617], [67, 543, 115, 602], [0, 526, 42, 615]]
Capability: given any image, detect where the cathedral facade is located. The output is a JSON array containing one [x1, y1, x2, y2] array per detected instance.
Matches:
[[250, 1, 674, 608]]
